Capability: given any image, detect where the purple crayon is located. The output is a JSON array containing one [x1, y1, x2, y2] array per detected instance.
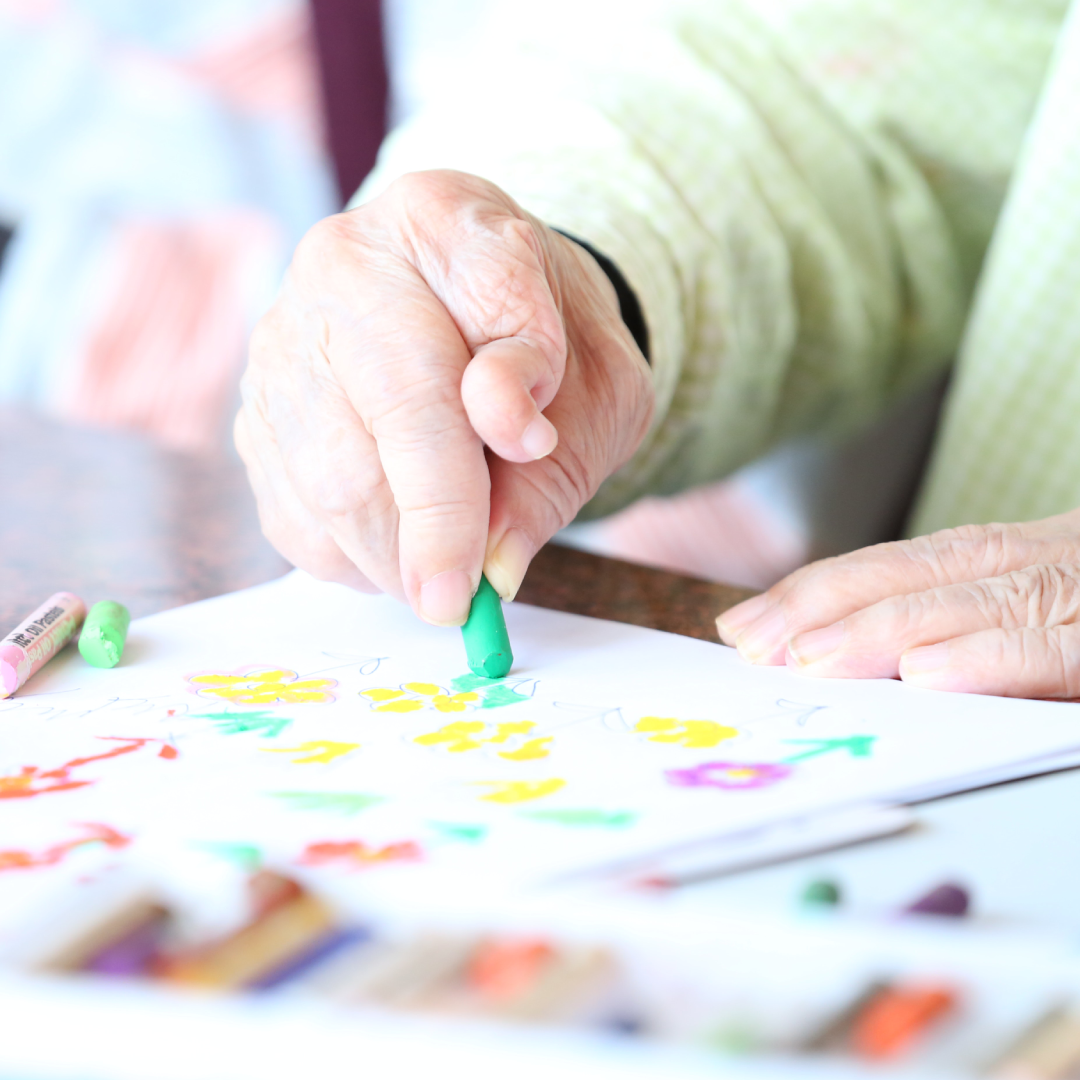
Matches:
[[905, 882, 970, 918], [85, 911, 168, 976]]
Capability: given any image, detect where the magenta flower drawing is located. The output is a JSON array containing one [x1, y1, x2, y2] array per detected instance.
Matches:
[[665, 761, 791, 791]]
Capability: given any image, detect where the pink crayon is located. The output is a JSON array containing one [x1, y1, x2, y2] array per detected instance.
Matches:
[[0, 592, 86, 699]]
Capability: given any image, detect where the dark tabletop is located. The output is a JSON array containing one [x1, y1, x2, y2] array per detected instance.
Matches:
[[0, 407, 753, 639]]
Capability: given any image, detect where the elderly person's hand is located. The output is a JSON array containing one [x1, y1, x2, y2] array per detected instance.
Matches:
[[717, 511, 1080, 699], [235, 170, 653, 626]]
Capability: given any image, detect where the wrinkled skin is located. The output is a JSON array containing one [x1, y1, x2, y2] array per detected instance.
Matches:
[[718, 511, 1080, 699], [235, 170, 653, 627]]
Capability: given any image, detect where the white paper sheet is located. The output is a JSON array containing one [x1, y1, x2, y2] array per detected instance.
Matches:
[[3, 570, 1080, 926]]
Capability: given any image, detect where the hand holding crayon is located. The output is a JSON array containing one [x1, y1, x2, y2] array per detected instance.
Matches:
[[233, 171, 653, 629]]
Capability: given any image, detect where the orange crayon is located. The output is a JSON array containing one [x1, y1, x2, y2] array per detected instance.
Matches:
[[852, 983, 958, 1059], [468, 938, 555, 1002]]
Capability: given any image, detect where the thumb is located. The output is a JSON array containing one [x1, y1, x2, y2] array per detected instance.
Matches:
[[393, 174, 569, 465], [460, 338, 560, 464], [482, 339, 653, 602], [482, 453, 581, 604]]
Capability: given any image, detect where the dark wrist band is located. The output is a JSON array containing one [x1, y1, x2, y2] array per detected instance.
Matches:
[[552, 228, 650, 364]]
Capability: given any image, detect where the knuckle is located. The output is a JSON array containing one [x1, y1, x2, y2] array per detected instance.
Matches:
[[912, 528, 978, 583], [368, 380, 467, 443], [961, 577, 1016, 626], [499, 215, 543, 262], [389, 169, 501, 217], [771, 558, 841, 623], [1022, 564, 1080, 625], [306, 472, 394, 525], [980, 564, 1080, 628], [397, 494, 476, 527], [388, 171, 477, 234], [300, 211, 356, 256], [389, 170, 455, 207], [774, 546, 885, 625], [919, 521, 1021, 581], [867, 589, 929, 639]]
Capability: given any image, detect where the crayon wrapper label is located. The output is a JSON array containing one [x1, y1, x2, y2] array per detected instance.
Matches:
[[0, 592, 86, 698]]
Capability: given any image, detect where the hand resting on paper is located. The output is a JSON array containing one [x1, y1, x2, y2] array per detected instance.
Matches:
[[234, 170, 653, 627], [717, 510, 1080, 699]]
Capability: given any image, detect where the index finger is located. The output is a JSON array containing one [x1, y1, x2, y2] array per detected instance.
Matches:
[[333, 273, 490, 627]]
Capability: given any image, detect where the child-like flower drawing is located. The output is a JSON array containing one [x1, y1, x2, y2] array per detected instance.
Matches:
[[0, 823, 130, 872], [635, 717, 739, 749], [475, 779, 566, 804], [0, 738, 177, 801], [188, 667, 337, 705], [666, 761, 791, 790], [360, 675, 530, 714], [415, 720, 552, 760], [262, 741, 360, 765], [297, 839, 422, 868], [194, 710, 293, 738], [361, 681, 477, 713]]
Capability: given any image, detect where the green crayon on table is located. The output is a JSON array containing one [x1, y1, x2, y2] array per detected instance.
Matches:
[[78, 601, 131, 668], [461, 575, 513, 679], [801, 878, 842, 907]]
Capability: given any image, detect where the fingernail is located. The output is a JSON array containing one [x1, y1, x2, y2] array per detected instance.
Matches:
[[899, 643, 958, 689], [735, 606, 789, 664], [900, 642, 949, 676], [717, 592, 773, 644], [520, 415, 558, 460], [419, 570, 474, 627], [900, 643, 972, 692], [788, 622, 845, 668], [484, 528, 533, 601]]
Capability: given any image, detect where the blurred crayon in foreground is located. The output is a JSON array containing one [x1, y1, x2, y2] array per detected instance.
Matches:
[[800, 878, 842, 908], [852, 983, 958, 1059], [39, 896, 168, 975], [83, 905, 171, 976], [905, 882, 970, 918], [989, 1005, 1080, 1079], [78, 601, 131, 669], [157, 872, 341, 990], [0, 591, 86, 699], [468, 938, 554, 1002]]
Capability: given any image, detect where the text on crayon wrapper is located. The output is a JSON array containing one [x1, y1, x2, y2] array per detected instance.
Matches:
[[4, 605, 67, 650]]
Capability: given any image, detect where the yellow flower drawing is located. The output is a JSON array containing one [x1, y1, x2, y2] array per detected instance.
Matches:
[[188, 668, 337, 705], [415, 720, 552, 761], [361, 682, 478, 714], [262, 741, 360, 764], [475, 779, 566, 804], [635, 717, 739, 749]]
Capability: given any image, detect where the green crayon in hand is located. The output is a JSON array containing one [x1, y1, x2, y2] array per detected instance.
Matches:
[[78, 601, 131, 668], [461, 575, 513, 679]]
